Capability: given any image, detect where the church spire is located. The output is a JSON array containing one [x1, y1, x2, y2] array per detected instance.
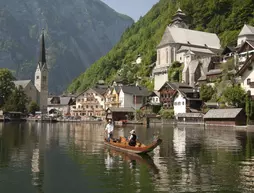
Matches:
[[39, 29, 46, 68], [169, 8, 188, 29]]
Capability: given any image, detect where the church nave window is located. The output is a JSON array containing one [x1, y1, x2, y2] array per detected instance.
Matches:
[[36, 76, 39, 79]]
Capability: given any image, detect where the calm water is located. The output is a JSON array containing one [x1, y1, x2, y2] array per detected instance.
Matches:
[[0, 123, 254, 193]]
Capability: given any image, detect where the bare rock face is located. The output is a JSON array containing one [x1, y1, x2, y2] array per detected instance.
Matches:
[[0, 0, 133, 93]]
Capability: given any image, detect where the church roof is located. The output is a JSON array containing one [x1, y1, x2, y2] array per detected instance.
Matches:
[[157, 27, 221, 49], [177, 46, 215, 55], [13, 80, 31, 88], [238, 24, 254, 37]]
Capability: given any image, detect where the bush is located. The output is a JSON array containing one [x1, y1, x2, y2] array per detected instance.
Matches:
[[159, 108, 174, 119]]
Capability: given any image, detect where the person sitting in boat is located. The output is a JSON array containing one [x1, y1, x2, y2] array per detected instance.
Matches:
[[105, 119, 114, 142], [128, 129, 137, 146]]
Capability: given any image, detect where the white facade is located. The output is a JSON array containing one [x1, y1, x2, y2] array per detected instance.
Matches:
[[119, 90, 143, 110], [240, 60, 254, 96], [34, 65, 48, 113], [72, 88, 105, 117], [237, 24, 254, 46], [173, 93, 187, 116]]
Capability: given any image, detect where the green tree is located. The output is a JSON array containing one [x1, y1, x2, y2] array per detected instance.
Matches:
[[4, 86, 28, 113], [29, 102, 40, 115], [200, 84, 215, 102], [222, 85, 246, 107], [159, 108, 174, 119], [0, 68, 15, 107]]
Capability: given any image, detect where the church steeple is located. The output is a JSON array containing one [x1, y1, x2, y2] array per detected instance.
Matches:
[[39, 29, 46, 69], [169, 8, 188, 29]]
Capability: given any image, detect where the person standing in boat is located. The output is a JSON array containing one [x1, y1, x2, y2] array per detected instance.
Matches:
[[105, 119, 114, 142], [128, 130, 137, 146]]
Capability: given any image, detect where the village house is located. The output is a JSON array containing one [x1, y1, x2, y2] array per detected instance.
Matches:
[[105, 86, 121, 109], [140, 91, 161, 114], [173, 89, 202, 116], [153, 8, 221, 91], [105, 107, 135, 121], [158, 82, 198, 109], [47, 96, 74, 116], [203, 108, 246, 126], [71, 87, 107, 118]]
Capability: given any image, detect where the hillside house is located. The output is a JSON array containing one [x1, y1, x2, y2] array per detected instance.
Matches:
[[173, 89, 202, 116], [105, 86, 121, 109], [153, 8, 221, 90], [236, 54, 254, 97], [158, 82, 196, 109]]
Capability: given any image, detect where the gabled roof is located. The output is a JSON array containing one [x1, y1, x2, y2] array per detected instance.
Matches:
[[237, 40, 254, 53], [121, 86, 150, 96], [157, 27, 221, 49], [236, 54, 254, 76], [177, 46, 215, 55], [13, 80, 32, 88], [238, 24, 254, 37], [204, 108, 243, 119], [48, 96, 73, 106], [92, 87, 108, 96], [158, 82, 193, 91]]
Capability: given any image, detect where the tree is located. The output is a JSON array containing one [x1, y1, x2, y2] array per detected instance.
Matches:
[[0, 68, 15, 107], [245, 91, 254, 124], [222, 85, 246, 107], [200, 84, 215, 102], [4, 86, 28, 113], [29, 102, 40, 115], [159, 108, 174, 119]]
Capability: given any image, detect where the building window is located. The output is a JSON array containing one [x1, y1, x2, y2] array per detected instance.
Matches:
[[171, 47, 174, 63], [182, 102, 185, 105], [247, 78, 251, 85], [157, 50, 160, 65], [166, 48, 169, 63], [86, 105, 88, 108], [178, 102, 181, 105], [96, 105, 98, 108], [36, 76, 39, 79]]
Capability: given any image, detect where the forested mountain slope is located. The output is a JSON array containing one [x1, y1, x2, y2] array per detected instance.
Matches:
[[0, 0, 133, 93], [68, 0, 254, 93]]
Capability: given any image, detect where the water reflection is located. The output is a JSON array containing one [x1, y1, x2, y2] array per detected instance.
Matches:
[[0, 123, 254, 192]]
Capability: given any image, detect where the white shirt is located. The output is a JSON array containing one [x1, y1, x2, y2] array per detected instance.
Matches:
[[105, 123, 114, 134]]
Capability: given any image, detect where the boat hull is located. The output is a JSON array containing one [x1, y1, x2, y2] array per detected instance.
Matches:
[[104, 138, 162, 154]]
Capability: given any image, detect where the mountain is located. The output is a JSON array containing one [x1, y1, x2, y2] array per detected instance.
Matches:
[[101, 0, 159, 21], [68, 0, 254, 93], [0, 0, 133, 93]]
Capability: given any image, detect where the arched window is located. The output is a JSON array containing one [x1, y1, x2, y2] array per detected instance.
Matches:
[[157, 50, 160, 65], [171, 47, 174, 63], [247, 78, 251, 85], [166, 48, 169, 63]]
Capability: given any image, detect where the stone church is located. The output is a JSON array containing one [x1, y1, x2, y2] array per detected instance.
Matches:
[[153, 8, 222, 91], [13, 30, 48, 113]]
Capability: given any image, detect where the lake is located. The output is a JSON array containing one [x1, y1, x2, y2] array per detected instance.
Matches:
[[0, 122, 253, 193]]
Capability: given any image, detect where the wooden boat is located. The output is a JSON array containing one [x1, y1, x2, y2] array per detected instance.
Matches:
[[104, 136, 162, 154]]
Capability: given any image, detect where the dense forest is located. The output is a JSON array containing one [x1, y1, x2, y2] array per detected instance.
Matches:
[[68, 0, 254, 93]]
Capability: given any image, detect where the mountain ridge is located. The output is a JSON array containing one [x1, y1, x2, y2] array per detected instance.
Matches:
[[67, 0, 254, 93], [0, 0, 133, 93]]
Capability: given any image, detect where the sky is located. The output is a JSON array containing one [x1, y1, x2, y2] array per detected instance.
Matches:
[[101, 0, 160, 21]]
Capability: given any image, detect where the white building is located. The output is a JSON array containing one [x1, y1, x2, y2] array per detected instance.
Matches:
[[118, 86, 149, 110], [237, 55, 254, 96], [71, 87, 107, 117], [34, 30, 48, 114], [47, 96, 74, 116], [237, 24, 254, 46], [153, 8, 221, 91], [173, 89, 202, 116]]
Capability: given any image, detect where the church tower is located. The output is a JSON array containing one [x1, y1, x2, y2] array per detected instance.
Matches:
[[169, 8, 188, 29], [34, 30, 48, 114]]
